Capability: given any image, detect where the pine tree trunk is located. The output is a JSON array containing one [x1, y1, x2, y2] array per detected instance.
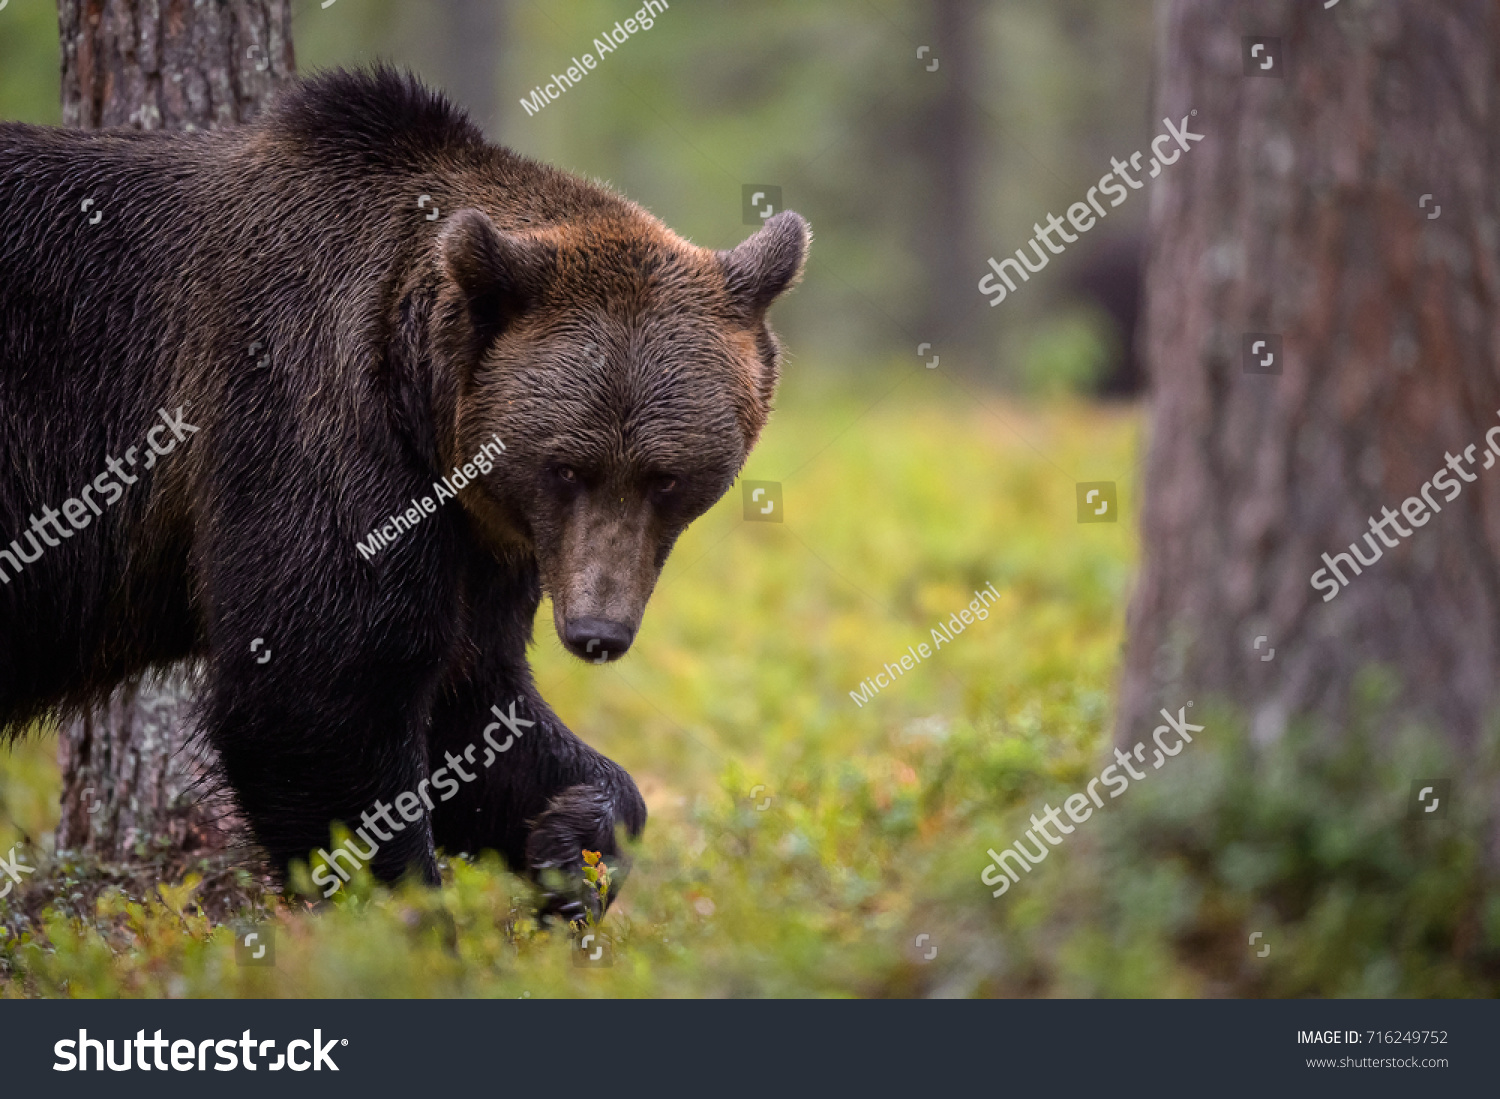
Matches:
[[54, 0, 294, 863], [59, 0, 293, 131], [1118, 0, 1500, 749]]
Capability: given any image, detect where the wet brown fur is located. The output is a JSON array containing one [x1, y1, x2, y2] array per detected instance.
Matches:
[[0, 66, 807, 903]]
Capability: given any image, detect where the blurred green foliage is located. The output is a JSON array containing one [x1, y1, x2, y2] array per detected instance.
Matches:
[[0, 0, 1154, 382], [0, 0, 61, 125], [3, 372, 1495, 997], [1018, 306, 1114, 398]]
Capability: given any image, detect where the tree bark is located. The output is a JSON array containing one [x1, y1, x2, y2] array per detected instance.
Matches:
[[60, 0, 293, 131], [1119, 0, 1500, 750], [54, 0, 294, 863]]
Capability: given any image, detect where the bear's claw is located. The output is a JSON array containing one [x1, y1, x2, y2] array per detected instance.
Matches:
[[524, 780, 646, 920]]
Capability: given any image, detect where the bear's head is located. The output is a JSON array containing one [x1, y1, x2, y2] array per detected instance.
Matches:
[[431, 204, 808, 662]]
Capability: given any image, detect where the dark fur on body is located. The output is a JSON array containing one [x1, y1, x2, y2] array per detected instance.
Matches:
[[0, 67, 808, 904]]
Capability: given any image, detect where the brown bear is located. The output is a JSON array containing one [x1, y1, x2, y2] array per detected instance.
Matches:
[[0, 66, 808, 915]]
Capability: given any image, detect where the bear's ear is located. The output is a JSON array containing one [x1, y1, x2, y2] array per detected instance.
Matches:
[[717, 211, 810, 318], [439, 208, 554, 340]]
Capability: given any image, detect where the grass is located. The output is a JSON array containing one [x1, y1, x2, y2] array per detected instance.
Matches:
[[3, 364, 1497, 998]]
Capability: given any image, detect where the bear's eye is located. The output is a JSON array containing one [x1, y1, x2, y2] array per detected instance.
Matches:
[[554, 466, 578, 485], [653, 476, 678, 496]]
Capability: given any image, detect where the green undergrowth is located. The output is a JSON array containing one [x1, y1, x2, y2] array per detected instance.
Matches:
[[2, 366, 1496, 997]]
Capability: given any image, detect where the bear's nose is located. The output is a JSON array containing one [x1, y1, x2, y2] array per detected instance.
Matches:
[[563, 617, 635, 663]]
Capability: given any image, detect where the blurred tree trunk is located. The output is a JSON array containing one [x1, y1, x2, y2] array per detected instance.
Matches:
[[54, 0, 294, 861], [1118, 0, 1500, 749], [916, 0, 981, 355], [431, 0, 505, 135]]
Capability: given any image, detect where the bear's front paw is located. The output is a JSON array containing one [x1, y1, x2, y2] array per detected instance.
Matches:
[[525, 780, 646, 923]]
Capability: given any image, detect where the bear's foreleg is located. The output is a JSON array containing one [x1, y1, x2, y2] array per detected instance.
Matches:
[[204, 664, 445, 892], [427, 675, 646, 920], [423, 560, 646, 919]]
